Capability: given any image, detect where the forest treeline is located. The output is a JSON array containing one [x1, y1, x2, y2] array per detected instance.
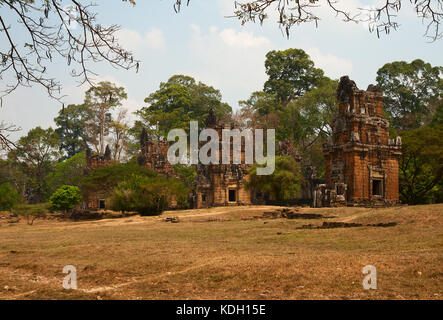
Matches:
[[0, 49, 442, 214]]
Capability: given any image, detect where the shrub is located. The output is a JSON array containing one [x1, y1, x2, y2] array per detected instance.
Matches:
[[110, 174, 188, 216], [49, 185, 82, 213], [0, 182, 20, 211]]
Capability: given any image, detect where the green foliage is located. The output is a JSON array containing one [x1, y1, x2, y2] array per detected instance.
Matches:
[[9, 126, 62, 203], [278, 78, 338, 145], [81, 160, 157, 197], [0, 182, 20, 211], [49, 185, 82, 212], [376, 59, 443, 130], [54, 104, 91, 158], [264, 48, 325, 105], [399, 124, 443, 204], [13, 203, 51, 217], [46, 152, 86, 195], [136, 75, 232, 138], [110, 174, 189, 216], [247, 156, 303, 201], [174, 164, 197, 190]]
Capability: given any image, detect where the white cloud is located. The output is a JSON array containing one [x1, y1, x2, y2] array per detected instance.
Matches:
[[184, 25, 273, 109], [307, 47, 353, 80], [219, 28, 271, 48], [145, 28, 166, 49], [116, 28, 166, 53]]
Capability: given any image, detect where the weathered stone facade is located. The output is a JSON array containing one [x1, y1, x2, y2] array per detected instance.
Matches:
[[138, 128, 177, 178], [314, 76, 402, 207], [138, 110, 253, 209], [194, 110, 252, 208], [85, 146, 112, 210]]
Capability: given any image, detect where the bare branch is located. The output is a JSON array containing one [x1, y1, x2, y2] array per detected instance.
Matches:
[[0, 0, 140, 101], [176, 0, 442, 41]]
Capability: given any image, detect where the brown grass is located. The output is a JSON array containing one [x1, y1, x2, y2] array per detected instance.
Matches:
[[0, 204, 441, 300]]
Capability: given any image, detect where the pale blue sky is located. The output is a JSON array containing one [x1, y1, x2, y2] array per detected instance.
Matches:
[[1, 0, 442, 141]]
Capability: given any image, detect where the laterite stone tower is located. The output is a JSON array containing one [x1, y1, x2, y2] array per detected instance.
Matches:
[[317, 76, 402, 207]]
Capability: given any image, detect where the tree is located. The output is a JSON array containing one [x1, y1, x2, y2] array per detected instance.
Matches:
[[46, 151, 86, 195], [264, 49, 324, 105], [109, 109, 131, 161], [238, 91, 281, 130], [54, 104, 91, 158], [247, 156, 302, 201], [399, 124, 443, 204], [278, 77, 338, 148], [84, 81, 127, 154], [136, 75, 232, 138], [110, 174, 189, 215], [0, 182, 19, 211], [376, 59, 443, 131], [175, 1, 443, 41], [10, 127, 62, 202], [0, 0, 139, 100], [81, 160, 157, 199], [49, 185, 82, 214]]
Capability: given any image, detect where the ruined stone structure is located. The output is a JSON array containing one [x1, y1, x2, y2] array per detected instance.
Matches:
[[194, 110, 252, 208], [138, 128, 177, 178], [314, 76, 402, 207], [84, 146, 112, 210], [138, 109, 253, 209]]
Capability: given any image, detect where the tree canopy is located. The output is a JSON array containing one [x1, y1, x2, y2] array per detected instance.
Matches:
[[376, 59, 443, 131], [264, 49, 325, 105], [136, 75, 232, 138]]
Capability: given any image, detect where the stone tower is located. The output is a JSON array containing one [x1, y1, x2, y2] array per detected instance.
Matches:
[[317, 76, 402, 207], [195, 109, 252, 208]]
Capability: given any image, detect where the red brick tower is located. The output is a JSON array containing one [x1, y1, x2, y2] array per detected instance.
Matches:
[[320, 76, 402, 206]]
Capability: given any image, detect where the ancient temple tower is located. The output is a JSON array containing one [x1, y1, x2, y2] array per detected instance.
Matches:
[[195, 109, 252, 208], [317, 76, 402, 207]]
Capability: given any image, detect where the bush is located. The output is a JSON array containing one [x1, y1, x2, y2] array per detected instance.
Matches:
[[247, 156, 303, 201], [49, 185, 82, 213], [0, 182, 20, 211], [110, 174, 188, 216]]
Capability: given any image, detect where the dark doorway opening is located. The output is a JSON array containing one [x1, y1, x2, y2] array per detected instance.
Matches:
[[99, 199, 106, 209], [229, 189, 236, 202], [202, 194, 206, 203], [372, 180, 383, 197]]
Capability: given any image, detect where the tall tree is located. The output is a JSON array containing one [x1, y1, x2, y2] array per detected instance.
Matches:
[[10, 127, 62, 203], [376, 59, 443, 131], [84, 81, 127, 154], [278, 77, 338, 146], [109, 109, 131, 161], [54, 104, 91, 158], [136, 75, 231, 138], [264, 49, 324, 105], [399, 123, 443, 204]]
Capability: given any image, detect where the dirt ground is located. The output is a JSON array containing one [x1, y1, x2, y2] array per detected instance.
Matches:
[[0, 204, 441, 300]]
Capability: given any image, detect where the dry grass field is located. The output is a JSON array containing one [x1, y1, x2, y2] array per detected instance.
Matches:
[[0, 204, 441, 300]]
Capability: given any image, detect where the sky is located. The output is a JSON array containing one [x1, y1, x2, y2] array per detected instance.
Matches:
[[1, 0, 442, 141]]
